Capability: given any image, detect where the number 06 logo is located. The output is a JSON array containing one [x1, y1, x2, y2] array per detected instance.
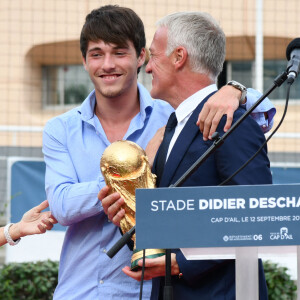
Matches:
[[253, 234, 263, 240]]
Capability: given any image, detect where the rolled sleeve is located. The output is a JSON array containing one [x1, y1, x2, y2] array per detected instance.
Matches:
[[245, 88, 276, 133]]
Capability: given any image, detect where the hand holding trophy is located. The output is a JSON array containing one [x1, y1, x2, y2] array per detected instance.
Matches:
[[100, 140, 165, 270]]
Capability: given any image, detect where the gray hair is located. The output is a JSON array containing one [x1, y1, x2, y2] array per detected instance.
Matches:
[[157, 12, 226, 82]]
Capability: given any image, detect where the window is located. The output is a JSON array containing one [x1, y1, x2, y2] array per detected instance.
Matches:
[[263, 60, 300, 100], [42, 64, 152, 108], [228, 61, 253, 88], [42, 65, 94, 108], [228, 60, 300, 101]]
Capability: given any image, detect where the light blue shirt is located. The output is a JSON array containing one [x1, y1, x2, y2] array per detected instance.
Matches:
[[43, 83, 275, 299], [43, 83, 172, 300]]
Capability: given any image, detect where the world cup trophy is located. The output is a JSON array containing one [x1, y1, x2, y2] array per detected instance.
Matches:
[[100, 140, 165, 270]]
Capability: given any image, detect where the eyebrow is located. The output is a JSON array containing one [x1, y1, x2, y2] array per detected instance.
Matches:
[[87, 45, 130, 53], [87, 47, 101, 53]]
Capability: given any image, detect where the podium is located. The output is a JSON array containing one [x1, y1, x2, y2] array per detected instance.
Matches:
[[136, 184, 300, 300]]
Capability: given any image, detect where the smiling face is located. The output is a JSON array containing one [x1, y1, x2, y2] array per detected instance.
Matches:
[[83, 40, 145, 100], [145, 26, 175, 103]]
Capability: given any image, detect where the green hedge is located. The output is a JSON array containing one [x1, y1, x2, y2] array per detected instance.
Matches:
[[0, 260, 58, 300], [264, 260, 297, 300], [0, 259, 297, 299]]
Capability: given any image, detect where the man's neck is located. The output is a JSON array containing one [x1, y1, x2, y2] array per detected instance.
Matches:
[[169, 73, 214, 109], [94, 87, 140, 143], [95, 84, 140, 121]]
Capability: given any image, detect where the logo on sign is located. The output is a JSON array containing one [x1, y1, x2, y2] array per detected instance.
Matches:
[[270, 227, 293, 240], [222, 234, 261, 242]]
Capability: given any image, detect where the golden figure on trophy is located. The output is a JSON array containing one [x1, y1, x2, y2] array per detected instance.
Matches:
[[100, 140, 165, 270]]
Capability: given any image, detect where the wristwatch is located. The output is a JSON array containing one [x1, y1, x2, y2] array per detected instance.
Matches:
[[227, 80, 247, 104]]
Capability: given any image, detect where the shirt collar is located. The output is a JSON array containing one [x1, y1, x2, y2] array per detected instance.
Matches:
[[77, 90, 96, 121], [137, 82, 154, 119], [77, 83, 154, 122], [175, 84, 217, 123]]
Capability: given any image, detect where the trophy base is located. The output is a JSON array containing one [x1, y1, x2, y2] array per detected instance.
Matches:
[[131, 248, 165, 271]]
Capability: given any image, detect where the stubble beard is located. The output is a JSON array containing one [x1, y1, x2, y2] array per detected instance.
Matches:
[[100, 88, 123, 98]]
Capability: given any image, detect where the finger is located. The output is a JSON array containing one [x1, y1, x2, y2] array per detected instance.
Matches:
[[35, 200, 49, 212], [102, 192, 121, 206], [107, 198, 125, 220], [101, 193, 122, 214], [136, 258, 165, 279], [137, 257, 161, 268], [49, 215, 58, 224], [197, 105, 210, 131], [202, 111, 215, 141], [37, 223, 47, 233], [208, 111, 224, 140], [42, 218, 54, 230], [111, 209, 125, 226], [223, 112, 234, 132], [122, 266, 142, 281], [97, 186, 110, 200]]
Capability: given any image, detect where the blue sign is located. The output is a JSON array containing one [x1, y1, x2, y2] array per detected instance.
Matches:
[[135, 184, 300, 249], [10, 160, 65, 231]]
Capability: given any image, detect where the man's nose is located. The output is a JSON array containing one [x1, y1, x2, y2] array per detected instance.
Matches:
[[102, 55, 115, 71]]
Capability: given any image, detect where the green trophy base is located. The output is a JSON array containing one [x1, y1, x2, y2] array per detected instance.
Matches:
[[131, 248, 165, 271]]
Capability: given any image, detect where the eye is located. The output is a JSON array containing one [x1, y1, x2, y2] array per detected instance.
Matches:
[[91, 53, 101, 57]]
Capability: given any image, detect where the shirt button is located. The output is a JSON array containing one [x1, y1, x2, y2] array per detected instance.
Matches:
[[100, 280, 104, 284], [102, 248, 107, 253]]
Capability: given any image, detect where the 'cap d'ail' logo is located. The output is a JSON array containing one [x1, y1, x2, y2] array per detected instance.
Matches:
[[270, 227, 293, 240]]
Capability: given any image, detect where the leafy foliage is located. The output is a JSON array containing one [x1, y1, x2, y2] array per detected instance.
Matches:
[[264, 260, 297, 300], [0, 260, 58, 300], [0, 259, 297, 299]]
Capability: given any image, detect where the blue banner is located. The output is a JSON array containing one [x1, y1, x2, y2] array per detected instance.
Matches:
[[136, 184, 300, 249], [10, 160, 65, 231]]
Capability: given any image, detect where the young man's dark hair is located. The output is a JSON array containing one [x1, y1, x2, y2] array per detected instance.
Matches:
[[80, 5, 146, 60]]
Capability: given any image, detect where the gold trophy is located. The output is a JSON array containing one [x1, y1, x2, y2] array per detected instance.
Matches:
[[100, 140, 165, 270]]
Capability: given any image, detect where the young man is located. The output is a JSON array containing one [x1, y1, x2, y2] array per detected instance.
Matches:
[[118, 11, 272, 299], [43, 5, 274, 299]]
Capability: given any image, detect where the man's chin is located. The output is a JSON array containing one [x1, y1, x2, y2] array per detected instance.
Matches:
[[100, 88, 123, 99], [150, 89, 160, 100]]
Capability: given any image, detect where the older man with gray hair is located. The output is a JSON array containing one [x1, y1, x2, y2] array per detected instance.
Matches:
[[122, 11, 271, 300]]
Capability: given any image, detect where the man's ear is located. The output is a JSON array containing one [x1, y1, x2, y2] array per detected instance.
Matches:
[[82, 56, 88, 71], [173, 46, 188, 70], [137, 48, 146, 68]]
